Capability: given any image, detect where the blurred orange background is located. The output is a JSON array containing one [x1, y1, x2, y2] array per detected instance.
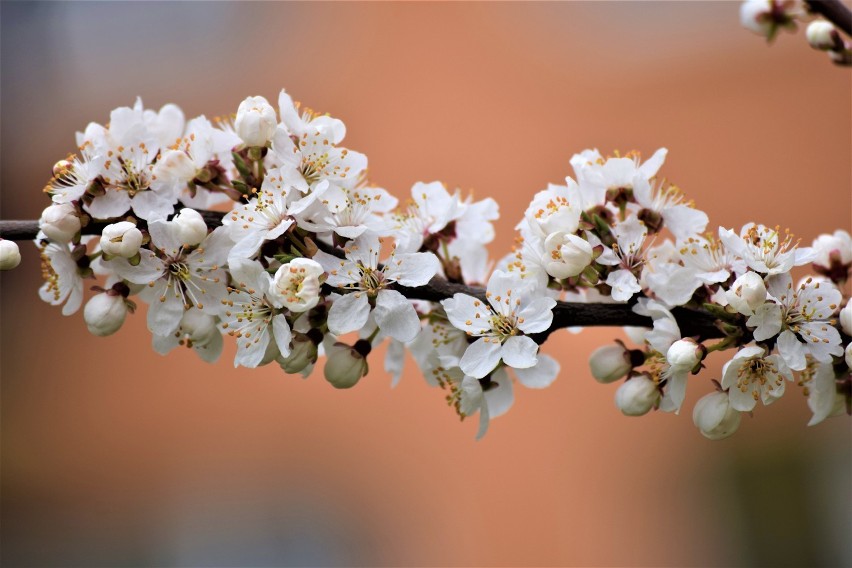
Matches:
[[1, 2, 850, 566]]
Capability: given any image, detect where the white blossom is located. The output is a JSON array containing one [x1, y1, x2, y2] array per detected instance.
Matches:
[[543, 232, 593, 279], [153, 308, 223, 363], [719, 223, 814, 276], [722, 345, 792, 411], [38, 238, 84, 315], [314, 236, 439, 343], [747, 274, 843, 370], [442, 270, 555, 378], [599, 216, 648, 302], [268, 258, 324, 312]]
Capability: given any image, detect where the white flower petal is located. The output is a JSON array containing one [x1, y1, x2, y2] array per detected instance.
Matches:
[[513, 354, 559, 389], [374, 289, 421, 343], [460, 338, 502, 379], [272, 313, 292, 359], [501, 335, 539, 369], [327, 292, 370, 336]]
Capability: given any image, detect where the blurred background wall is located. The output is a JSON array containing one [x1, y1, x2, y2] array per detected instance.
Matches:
[[1, 2, 850, 566]]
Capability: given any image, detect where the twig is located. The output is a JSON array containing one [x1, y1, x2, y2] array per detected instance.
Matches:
[[0, 214, 726, 342], [805, 0, 852, 36]]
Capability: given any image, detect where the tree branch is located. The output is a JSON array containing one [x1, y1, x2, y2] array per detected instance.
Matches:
[[805, 0, 852, 36], [0, 214, 727, 342]]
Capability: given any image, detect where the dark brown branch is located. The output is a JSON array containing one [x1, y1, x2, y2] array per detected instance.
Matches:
[[0, 214, 726, 342], [805, 0, 852, 36]]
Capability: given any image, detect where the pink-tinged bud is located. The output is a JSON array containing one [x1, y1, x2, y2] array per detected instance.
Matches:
[[235, 95, 277, 147], [0, 239, 21, 270], [173, 208, 208, 246], [615, 375, 659, 416], [83, 293, 128, 336], [324, 342, 369, 389], [806, 21, 839, 51], [589, 344, 631, 384], [666, 338, 704, 372], [101, 222, 143, 258], [725, 272, 767, 316], [692, 391, 741, 440], [39, 203, 81, 243]]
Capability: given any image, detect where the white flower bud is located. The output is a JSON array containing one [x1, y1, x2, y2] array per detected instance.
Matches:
[[589, 343, 632, 384], [544, 232, 593, 279], [179, 308, 219, 341], [83, 293, 128, 336], [101, 222, 143, 258], [235, 95, 277, 147], [806, 21, 837, 50], [615, 375, 659, 416], [39, 203, 81, 243], [692, 391, 741, 440], [278, 333, 319, 374], [840, 302, 852, 336], [845, 343, 852, 370], [324, 342, 368, 389], [740, 0, 775, 36], [666, 338, 704, 372], [269, 258, 324, 312], [173, 208, 208, 246], [725, 272, 767, 316], [0, 239, 21, 270]]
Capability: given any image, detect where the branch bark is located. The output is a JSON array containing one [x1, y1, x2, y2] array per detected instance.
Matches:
[[805, 0, 852, 36], [0, 214, 726, 342]]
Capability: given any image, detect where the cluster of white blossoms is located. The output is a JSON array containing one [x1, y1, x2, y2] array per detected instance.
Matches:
[[740, 0, 852, 65], [15, 89, 850, 440]]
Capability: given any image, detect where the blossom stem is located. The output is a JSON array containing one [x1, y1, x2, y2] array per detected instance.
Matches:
[[0, 213, 726, 342], [805, 0, 852, 36]]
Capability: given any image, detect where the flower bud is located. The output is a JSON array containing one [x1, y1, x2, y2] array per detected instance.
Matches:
[[0, 239, 21, 270], [235, 95, 277, 147], [666, 338, 704, 372], [101, 221, 143, 258], [83, 293, 128, 336], [615, 375, 659, 416], [269, 258, 324, 312], [740, 0, 798, 40], [845, 343, 852, 370], [806, 21, 838, 51], [725, 272, 766, 316], [544, 232, 593, 279], [39, 203, 81, 243], [589, 343, 632, 384], [278, 332, 319, 374], [840, 302, 852, 336], [324, 342, 368, 389], [173, 208, 208, 246], [692, 391, 741, 440], [811, 230, 851, 270], [179, 308, 219, 341]]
